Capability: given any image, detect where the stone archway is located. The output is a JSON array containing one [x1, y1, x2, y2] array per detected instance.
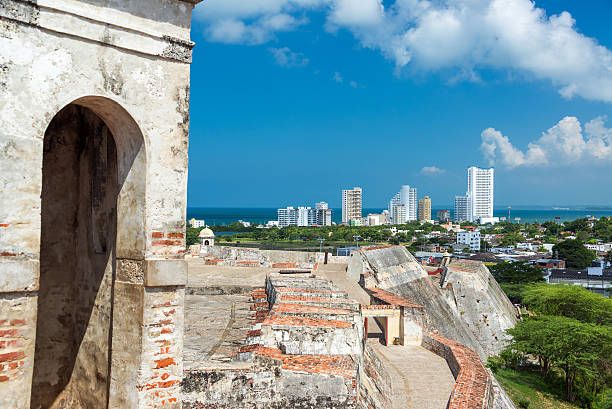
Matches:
[[31, 97, 146, 409]]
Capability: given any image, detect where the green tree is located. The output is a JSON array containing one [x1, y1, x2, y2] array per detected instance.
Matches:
[[505, 316, 611, 403], [521, 283, 612, 326], [489, 262, 545, 285], [552, 240, 595, 269], [186, 227, 202, 246]]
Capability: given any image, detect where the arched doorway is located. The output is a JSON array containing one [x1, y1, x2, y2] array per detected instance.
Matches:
[[31, 98, 146, 409]]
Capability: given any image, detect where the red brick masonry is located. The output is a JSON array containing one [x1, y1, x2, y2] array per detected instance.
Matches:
[[281, 355, 357, 379], [262, 315, 352, 329], [365, 287, 425, 309], [422, 333, 493, 409]]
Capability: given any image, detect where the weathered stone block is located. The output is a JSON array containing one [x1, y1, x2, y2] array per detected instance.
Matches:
[[145, 259, 187, 287], [0, 259, 38, 292]]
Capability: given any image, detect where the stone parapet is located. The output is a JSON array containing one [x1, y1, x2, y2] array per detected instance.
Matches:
[[422, 333, 494, 409]]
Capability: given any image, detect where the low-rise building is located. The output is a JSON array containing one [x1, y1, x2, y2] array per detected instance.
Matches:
[[190, 218, 206, 228], [535, 259, 566, 269], [585, 243, 612, 253], [367, 213, 385, 226], [457, 230, 481, 252], [546, 268, 611, 297]]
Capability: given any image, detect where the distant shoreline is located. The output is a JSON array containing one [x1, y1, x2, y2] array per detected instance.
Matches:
[[187, 206, 612, 226]]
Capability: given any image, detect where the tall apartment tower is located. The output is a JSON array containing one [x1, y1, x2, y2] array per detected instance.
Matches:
[[418, 196, 432, 221], [400, 185, 418, 221], [315, 202, 332, 226], [388, 186, 417, 224], [342, 187, 362, 223], [454, 194, 472, 222], [467, 166, 494, 221]]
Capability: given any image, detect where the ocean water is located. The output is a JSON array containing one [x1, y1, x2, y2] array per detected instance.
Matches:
[[187, 207, 612, 226]]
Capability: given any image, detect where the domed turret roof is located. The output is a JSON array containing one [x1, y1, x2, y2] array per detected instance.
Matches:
[[199, 227, 214, 238]]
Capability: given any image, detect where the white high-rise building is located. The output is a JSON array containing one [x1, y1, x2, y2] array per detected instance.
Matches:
[[401, 185, 418, 221], [454, 194, 472, 222], [342, 187, 362, 223], [278, 207, 298, 227], [315, 202, 332, 226], [467, 166, 494, 222], [278, 203, 332, 227], [296, 207, 313, 227], [389, 185, 417, 224], [391, 204, 406, 225]]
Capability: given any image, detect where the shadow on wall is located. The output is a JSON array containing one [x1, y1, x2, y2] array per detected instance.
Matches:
[[32, 105, 118, 408]]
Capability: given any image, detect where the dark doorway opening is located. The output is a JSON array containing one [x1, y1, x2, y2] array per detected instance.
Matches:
[[32, 105, 118, 409]]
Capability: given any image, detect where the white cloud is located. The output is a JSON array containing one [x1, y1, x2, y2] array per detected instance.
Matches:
[[480, 116, 612, 168], [421, 166, 446, 176], [195, 0, 612, 103], [269, 47, 309, 67], [349, 80, 358, 88], [327, 0, 384, 28], [333, 71, 344, 83]]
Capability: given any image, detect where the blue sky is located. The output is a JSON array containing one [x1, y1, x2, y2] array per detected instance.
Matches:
[[187, 0, 612, 208]]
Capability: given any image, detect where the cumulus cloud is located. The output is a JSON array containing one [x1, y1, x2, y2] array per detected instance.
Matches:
[[195, 0, 612, 103], [269, 47, 309, 67], [481, 116, 612, 168], [421, 166, 446, 176], [333, 71, 344, 83]]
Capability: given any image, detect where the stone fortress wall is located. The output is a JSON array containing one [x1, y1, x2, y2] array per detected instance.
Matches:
[[182, 272, 393, 409], [196, 245, 350, 268], [349, 245, 517, 409], [0, 1, 201, 407], [184, 245, 517, 409]]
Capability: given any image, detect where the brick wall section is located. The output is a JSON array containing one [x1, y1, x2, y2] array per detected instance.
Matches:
[[262, 315, 352, 329], [361, 304, 397, 310], [0, 319, 27, 383], [279, 294, 346, 303], [0, 294, 36, 409], [139, 288, 184, 409], [272, 303, 351, 316], [281, 355, 358, 379], [210, 274, 367, 407], [365, 287, 425, 309], [272, 262, 297, 268], [422, 332, 493, 409]]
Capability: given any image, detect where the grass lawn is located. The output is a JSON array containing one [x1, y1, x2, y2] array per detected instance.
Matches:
[[494, 368, 579, 409]]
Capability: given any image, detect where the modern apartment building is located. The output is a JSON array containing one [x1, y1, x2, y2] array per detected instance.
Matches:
[[278, 203, 332, 227], [454, 194, 472, 222], [436, 210, 451, 222], [391, 204, 406, 225], [457, 230, 481, 252], [389, 185, 417, 224], [401, 185, 418, 221], [467, 166, 494, 221], [342, 187, 362, 224], [418, 196, 432, 221], [315, 202, 332, 226], [278, 207, 299, 227]]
